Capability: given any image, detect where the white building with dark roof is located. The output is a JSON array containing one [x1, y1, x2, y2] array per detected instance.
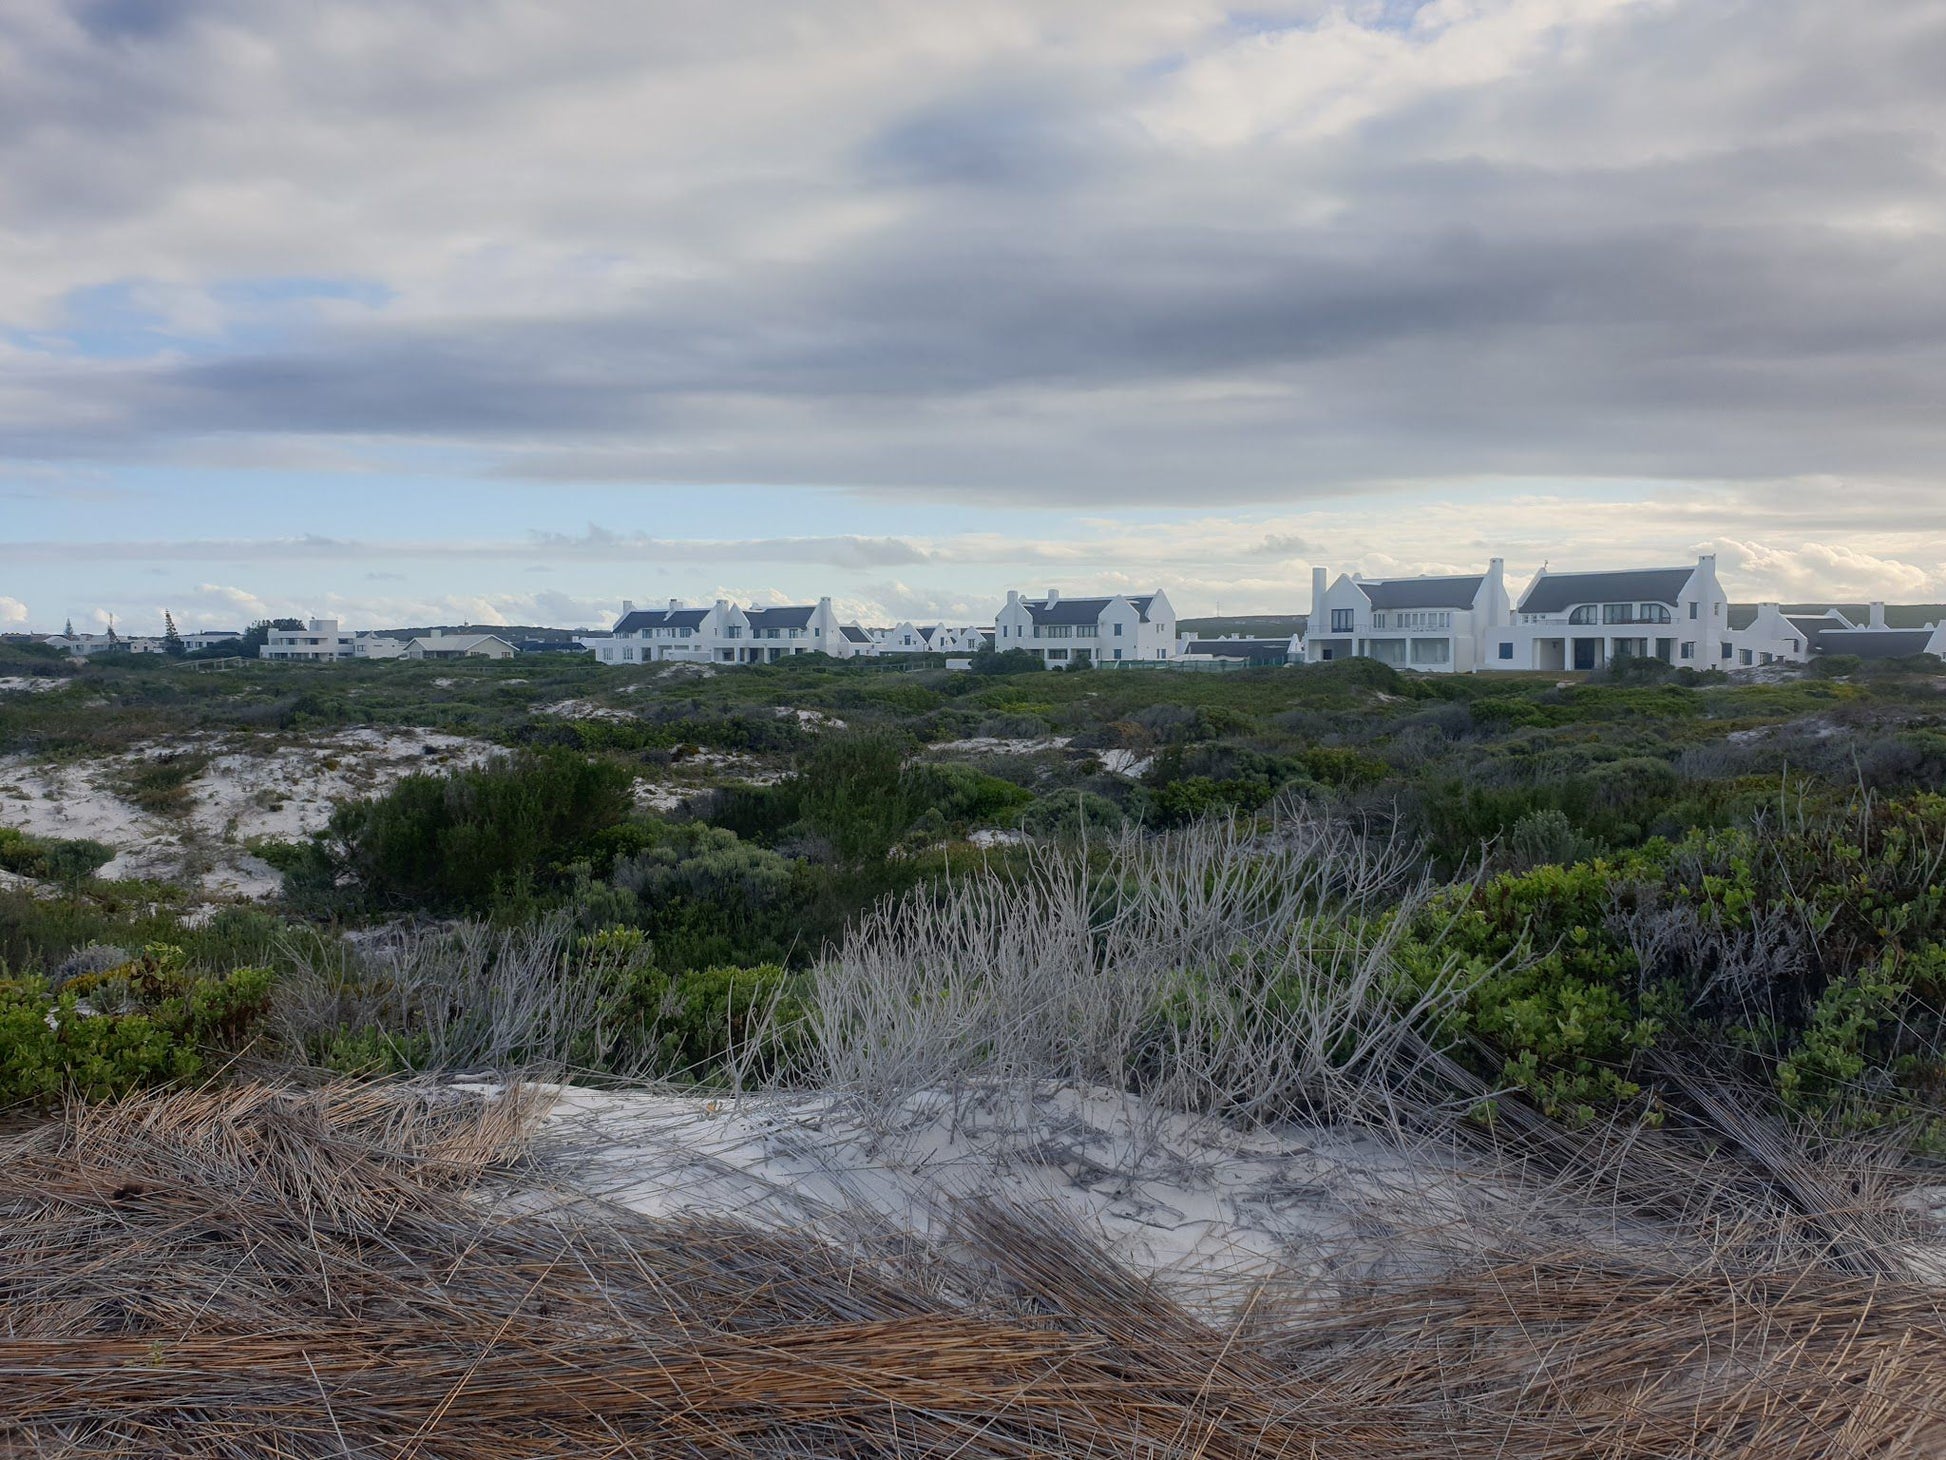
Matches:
[[1305, 560, 1509, 673], [580, 599, 750, 665], [1813, 603, 1946, 661], [1485, 554, 1729, 671], [992, 589, 1176, 667], [1178, 634, 1301, 667], [740, 598, 849, 661], [1728, 604, 1853, 667]]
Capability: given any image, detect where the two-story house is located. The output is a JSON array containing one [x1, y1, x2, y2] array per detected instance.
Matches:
[[261, 618, 357, 662], [739, 598, 849, 661], [1304, 561, 1509, 673], [1486, 554, 1729, 671], [580, 599, 751, 666], [992, 589, 1176, 667]]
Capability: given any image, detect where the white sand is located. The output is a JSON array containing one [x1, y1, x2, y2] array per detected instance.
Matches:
[[928, 736, 1073, 756], [522, 1083, 1500, 1301], [0, 727, 492, 897], [0, 677, 67, 695]]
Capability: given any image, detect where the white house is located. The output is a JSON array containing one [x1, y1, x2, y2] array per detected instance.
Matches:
[[740, 599, 850, 661], [1815, 604, 1946, 661], [877, 622, 981, 655], [580, 599, 751, 666], [1485, 555, 1730, 672], [261, 619, 357, 662], [837, 624, 878, 658], [1305, 561, 1510, 673], [1177, 634, 1301, 667], [1727, 604, 1853, 667], [401, 631, 516, 660], [992, 589, 1176, 667], [353, 633, 409, 660], [180, 630, 243, 653]]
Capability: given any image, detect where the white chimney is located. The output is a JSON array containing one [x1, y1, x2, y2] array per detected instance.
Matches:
[[622, 600, 634, 614], [1870, 601, 1887, 629], [1045, 588, 1060, 605], [668, 598, 680, 613], [1311, 566, 1327, 621], [1006, 589, 1019, 606]]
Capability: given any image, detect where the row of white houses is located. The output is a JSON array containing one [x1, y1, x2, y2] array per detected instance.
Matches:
[[1306, 554, 1946, 672], [259, 620, 516, 662], [577, 597, 1003, 667], [578, 565, 1946, 675], [40, 562, 1945, 674]]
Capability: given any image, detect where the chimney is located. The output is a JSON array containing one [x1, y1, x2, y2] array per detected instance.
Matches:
[[1045, 588, 1060, 605], [1311, 566, 1327, 621], [622, 600, 634, 615], [1870, 601, 1887, 629], [1006, 589, 1019, 606], [668, 598, 680, 613]]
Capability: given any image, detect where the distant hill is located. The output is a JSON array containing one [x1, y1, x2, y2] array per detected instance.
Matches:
[[377, 623, 592, 640], [1179, 614, 1309, 639]]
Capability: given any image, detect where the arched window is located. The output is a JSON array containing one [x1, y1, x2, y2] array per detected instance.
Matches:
[[1569, 605, 1598, 625]]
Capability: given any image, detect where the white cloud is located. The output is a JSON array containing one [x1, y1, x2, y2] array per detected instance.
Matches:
[[0, 595, 29, 626]]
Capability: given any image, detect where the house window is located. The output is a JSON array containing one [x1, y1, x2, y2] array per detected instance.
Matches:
[[1113, 623, 1123, 637], [1372, 613, 1387, 629], [1330, 609, 1354, 633], [1570, 606, 1598, 625], [1047, 648, 1069, 660], [1113, 648, 1123, 661], [1497, 642, 1514, 660], [1740, 649, 1753, 665], [1409, 638, 1451, 666], [1721, 642, 1733, 659], [1689, 602, 1698, 619], [1680, 642, 1695, 659]]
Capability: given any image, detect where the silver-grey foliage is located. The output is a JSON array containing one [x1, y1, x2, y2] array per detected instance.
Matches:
[[808, 802, 1473, 1132]]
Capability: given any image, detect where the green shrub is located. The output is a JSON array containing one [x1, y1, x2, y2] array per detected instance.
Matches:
[[322, 750, 635, 911], [0, 943, 273, 1108]]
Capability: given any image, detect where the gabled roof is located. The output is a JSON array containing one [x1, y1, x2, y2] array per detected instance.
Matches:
[[1358, 575, 1484, 610], [407, 634, 513, 653], [1517, 567, 1694, 615], [839, 624, 872, 644], [745, 605, 817, 630], [615, 608, 710, 633], [1817, 628, 1938, 660], [1024, 594, 1157, 626]]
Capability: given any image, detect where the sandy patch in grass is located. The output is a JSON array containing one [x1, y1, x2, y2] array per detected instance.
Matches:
[[526, 1083, 1498, 1302], [0, 727, 493, 896]]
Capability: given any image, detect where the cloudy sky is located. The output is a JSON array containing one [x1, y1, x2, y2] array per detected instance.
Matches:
[[3, 0, 1944, 633]]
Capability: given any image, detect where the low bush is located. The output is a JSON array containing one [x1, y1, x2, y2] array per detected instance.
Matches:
[[0, 943, 273, 1108]]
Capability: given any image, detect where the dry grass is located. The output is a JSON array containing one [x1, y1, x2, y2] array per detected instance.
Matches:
[[3, 1082, 1944, 1458]]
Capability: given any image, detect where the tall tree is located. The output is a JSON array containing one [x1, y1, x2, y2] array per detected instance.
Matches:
[[63, 617, 73, 638], [162, 611, 185, 657]]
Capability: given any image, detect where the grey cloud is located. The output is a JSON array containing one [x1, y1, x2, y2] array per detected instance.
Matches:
[[3, 527, 934, 570], [1, 1, 1944, 507]]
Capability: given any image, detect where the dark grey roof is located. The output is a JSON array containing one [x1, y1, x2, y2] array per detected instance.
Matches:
[[1517, 567, 1694, 615], [1182, 639, 1293, 658], [745, 605, 816, 630], [1359, 575, 1484, 610], [1785, 614, 1844, 647], [1817, 628, 1937, 659], [615, 608, 709, 633], [1025, 594, 1157, 626], [840, 624, 872, 644], [1727, 605, 1759, 631]]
